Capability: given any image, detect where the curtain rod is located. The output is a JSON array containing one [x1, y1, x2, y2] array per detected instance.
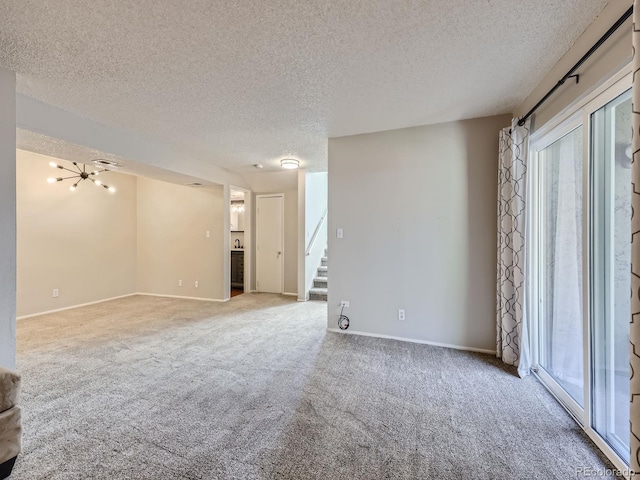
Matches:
[[516, 5, 633, 128]]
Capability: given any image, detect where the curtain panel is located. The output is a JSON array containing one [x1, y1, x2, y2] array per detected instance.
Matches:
[[497, 119, 531, 378]]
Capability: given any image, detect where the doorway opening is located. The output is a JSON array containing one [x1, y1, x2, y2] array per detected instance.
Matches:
[[230, 188, 246, 297], [256, 194, 284, 293]]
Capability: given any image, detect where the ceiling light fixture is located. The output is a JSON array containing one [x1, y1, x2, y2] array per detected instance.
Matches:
[[280, 158, 299, 170], [47, 161, 116, 193], [92, 158, 125, 171]]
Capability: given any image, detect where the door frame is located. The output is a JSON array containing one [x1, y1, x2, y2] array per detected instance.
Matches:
[[229, 185, 252, 297], [528, 64, 632, 474], [255, 193, 285, 294]]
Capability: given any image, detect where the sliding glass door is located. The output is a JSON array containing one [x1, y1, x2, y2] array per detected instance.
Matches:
[[530, 71, 631, 470], [591, 89, 632, 461], [537, 125, 585, 410]]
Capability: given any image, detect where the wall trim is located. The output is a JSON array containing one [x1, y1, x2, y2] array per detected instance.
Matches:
[[282, 292, 298, 297], [326, 328, 496, 355], [136, 293, 229, 302], [17, 293, 138, 320]]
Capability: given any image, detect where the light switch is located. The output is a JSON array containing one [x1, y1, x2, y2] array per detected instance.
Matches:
[[337, 228, 343, 239]]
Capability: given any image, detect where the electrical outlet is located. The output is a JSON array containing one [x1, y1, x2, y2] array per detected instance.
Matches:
[[398, 309, 405, 321], [337, 228, 343, 239], [178, 279, 183, 287], [195, 281, 199, 288], [206, 230, 210, 238], [52, 289, 59, 298], [340, 301, 349, 307]]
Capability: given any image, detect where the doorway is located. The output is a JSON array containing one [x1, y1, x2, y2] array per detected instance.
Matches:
[[230, 188, 246, 297], [256, 194, 284, 293]]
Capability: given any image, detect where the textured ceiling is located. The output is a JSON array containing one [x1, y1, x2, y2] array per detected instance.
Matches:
[[0, 0, 608, 172], [16, 130, 221, 187]]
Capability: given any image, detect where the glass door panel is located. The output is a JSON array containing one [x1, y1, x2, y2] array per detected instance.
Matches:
[[538, 125, 584, 407], [591, 89, 631, 462]]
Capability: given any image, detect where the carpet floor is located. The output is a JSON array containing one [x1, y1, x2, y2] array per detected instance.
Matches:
[[11, 294, 616, 479]]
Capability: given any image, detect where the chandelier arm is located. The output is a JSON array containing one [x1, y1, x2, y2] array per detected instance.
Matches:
[[59, 166, 82, 174], [71, 162, 83, 174]]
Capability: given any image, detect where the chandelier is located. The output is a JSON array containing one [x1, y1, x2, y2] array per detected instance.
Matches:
[[47, 161, 116, 193], [231, 201, 245, 213]]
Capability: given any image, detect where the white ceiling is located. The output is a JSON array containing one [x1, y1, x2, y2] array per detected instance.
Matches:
[[0, 0, 608, 172], [230, 190, 245, 200], [16, 129, 221, 188]]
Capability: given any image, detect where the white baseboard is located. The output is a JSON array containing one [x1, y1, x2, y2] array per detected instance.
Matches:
[[326, 328, 496, 355], [18, 291, 233, 319], [248, 290, 297, 297], [17, 293, 138, 320], [136, 293, 229, 302]]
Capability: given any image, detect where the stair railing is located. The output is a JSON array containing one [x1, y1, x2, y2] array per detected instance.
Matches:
[[306, 209, 328, 257]]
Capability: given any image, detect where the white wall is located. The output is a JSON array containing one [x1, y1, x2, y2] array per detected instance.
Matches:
[[15, 154, 225, 318], [0, 67, 16, 369], [328, 114, 511, 352], [137, 177, 225, 300], [16, 151, 138, 317]]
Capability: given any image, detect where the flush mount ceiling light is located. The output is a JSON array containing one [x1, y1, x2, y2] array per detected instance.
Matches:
[[92, 158, 125, 171], [280, 158, 299, 170], [47, 161, 116, 193]]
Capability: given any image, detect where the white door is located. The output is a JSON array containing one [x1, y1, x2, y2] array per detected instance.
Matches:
[[256, 194, 284, 293]]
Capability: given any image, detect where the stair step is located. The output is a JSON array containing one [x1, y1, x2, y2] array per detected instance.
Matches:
[[313, 277, 327, 288], [317, 266, 327, 277], [321, 257, 328, 266], [309, 287, 328, 301]]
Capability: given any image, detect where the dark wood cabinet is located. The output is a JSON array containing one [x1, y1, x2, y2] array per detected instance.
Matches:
[[231, 251, 244, 288]]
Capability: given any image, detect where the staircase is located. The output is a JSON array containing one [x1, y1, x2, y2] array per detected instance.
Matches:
[[309, 250, 328, 301]]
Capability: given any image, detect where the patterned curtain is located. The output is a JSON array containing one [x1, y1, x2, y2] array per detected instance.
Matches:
[[630, 5, 640, 473], [497, 118, 531, 378]]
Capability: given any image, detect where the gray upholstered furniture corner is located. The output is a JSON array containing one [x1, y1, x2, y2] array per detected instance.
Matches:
[[0, 367, 21, 479]]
